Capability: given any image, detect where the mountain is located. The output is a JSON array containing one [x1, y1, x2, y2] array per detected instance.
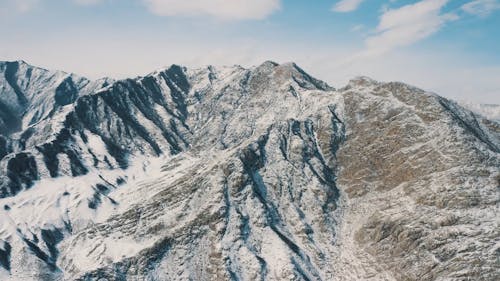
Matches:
[[0, 61, 498, 281]]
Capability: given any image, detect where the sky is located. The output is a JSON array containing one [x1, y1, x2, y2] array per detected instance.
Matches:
[[0, 0, 499, 103]]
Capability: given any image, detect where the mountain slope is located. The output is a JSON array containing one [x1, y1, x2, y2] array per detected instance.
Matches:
[[0, 61, 111, 134], [0, 61, 498, 281], [334, 78, 499, 280], [0, 61, 112, 197]]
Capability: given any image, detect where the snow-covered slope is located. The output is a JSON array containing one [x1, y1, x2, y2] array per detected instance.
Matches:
[[0, 61, 111, 134], [0, 61, 112, 197], [0, 61, 498, 281]]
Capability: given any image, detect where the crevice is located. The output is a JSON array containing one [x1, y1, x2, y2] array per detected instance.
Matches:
[[4, 61, 28, 107], [0, 241, 11, 271]]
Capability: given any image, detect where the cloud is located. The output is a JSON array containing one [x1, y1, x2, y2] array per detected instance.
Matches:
[[142, 0, 281, 20], [74, 0, 103, 5], [462, 0, 500, 17], [350, 24, 364, 32], [363, 0, 457, 56], [1, 0, 101, 13], [332, 0, 364, 13], [5, 0, 39, 12]]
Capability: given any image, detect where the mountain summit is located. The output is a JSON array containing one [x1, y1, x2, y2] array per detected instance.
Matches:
[[0, 61, 498, 281]]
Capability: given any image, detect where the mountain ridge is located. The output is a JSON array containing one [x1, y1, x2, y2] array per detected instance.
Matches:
[[0, 60, 498, 281]]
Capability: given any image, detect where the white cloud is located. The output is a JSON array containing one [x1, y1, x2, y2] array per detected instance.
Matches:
[[74, 0, 103, 6], [142, 0, 281, 20], [1, 0, 102, 13], [462, 0, 500, 17], [332, 0, 364, 13], [5, 0, 39, 12], [363, 0, 457, 56], [350, 24, 364, 32]]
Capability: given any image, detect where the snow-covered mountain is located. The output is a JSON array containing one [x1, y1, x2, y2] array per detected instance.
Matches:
[[0, 61, 498, 281]]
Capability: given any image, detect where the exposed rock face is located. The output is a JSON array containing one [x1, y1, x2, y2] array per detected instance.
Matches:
[[335, 78, 499, 280], [0, 61, 498, 281]]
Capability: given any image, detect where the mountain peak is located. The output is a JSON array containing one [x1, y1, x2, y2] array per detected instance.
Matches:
[[345, 76, 379, 88], [258, 60, 280, 68], [250, 61, 334, 91], [0, 60, 28, 66]]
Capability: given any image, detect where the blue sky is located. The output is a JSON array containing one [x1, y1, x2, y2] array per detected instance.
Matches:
[[1, 0, 499, 103]]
